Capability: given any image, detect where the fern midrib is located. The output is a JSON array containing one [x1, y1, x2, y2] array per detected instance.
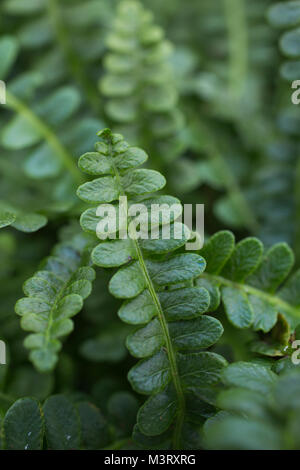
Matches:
[[48, 0, 101, 116], [6, 90, 83, 184], [107, 141, 185, 449], [200, 273, 300, 319], [44, 271, 74, 345], [133, 240, 185, 449]]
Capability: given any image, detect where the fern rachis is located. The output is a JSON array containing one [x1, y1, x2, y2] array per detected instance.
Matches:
[[77, 128, 226, 449]]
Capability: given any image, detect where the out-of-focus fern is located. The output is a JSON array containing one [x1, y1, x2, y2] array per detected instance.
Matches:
[[15, 231, 96, 372], [100, 0, 185, 168], [268, 0, 300, 82], [204, 361, 300, 450], [268, 2, 300, 261], [0, 34, 89, 228], [1, 0, 117, 111]]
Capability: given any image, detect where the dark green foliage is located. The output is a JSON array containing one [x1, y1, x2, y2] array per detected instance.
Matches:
[[0, 0, 300, 451], [1, 393, 111, 450], [204, 362, 300, 450]]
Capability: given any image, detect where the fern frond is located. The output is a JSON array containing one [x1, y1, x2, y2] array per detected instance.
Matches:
[[198, 230, 300, 332], [100, 0, 184, 165], [15, 232, 96, 372], [77, 128, 226, 449]]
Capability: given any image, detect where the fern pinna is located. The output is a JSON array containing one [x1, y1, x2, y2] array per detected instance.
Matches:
[[268, 1, 300, 82], [77, 128, 226, 449], [15, 232, 95, 373]]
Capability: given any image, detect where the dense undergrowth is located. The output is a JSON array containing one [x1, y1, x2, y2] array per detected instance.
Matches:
[[0, 0, 300, 450]]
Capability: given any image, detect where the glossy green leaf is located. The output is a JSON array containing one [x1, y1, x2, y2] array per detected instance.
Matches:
[[268, 1, 300, 29], [127, 318, 164, 358], [0, 36, 19, 79], [92, 239, 136, 267], [118, 289, 157, 325], [76, 176, 120, 203], [109, 262, 146, 299], [247, 243, 294, 293], [178, 352, 227, 388], [4, 398, 44, 450], [147, 254, 206, 286], [77, 401, 110, 450], [169, 316, 224, 350], [43, 395, 81, 450], [222, 286, 254, 329], [221, 238, 263, 282], [222, 362, 277, 394], [0, 210, 16, 229], [159, 287, 210, 321], [128, 350, 171, 394], [138, 386, 176, 436], [200, 231, 235, 275]]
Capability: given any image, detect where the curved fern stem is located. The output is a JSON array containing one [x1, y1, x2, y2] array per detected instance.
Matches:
[[47, 0, 101, 116], [6, 90, 84, 184], [105, 135, 185, 448], [133, 240, 185, 448]]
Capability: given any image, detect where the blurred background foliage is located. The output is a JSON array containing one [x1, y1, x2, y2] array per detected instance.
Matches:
[[0, 0, 300, 449]]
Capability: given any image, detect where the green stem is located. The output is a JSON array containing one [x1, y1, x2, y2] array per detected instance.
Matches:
[[6, 91, 83, 184], [48, 0, 101, 115], [223, 0, 248, 106], [201, 273, 300, 320], [106, 137, 185, 449], [44, 275, 72, 346], [133, 240, 185, 449], [102, 437, 132, 450]]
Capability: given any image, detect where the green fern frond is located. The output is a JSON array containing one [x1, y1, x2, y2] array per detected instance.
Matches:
[[77, 128, 226, 449], [100, 0, 184, 165], [198, 230, 300, 331], [15, 232, 96, 372]]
